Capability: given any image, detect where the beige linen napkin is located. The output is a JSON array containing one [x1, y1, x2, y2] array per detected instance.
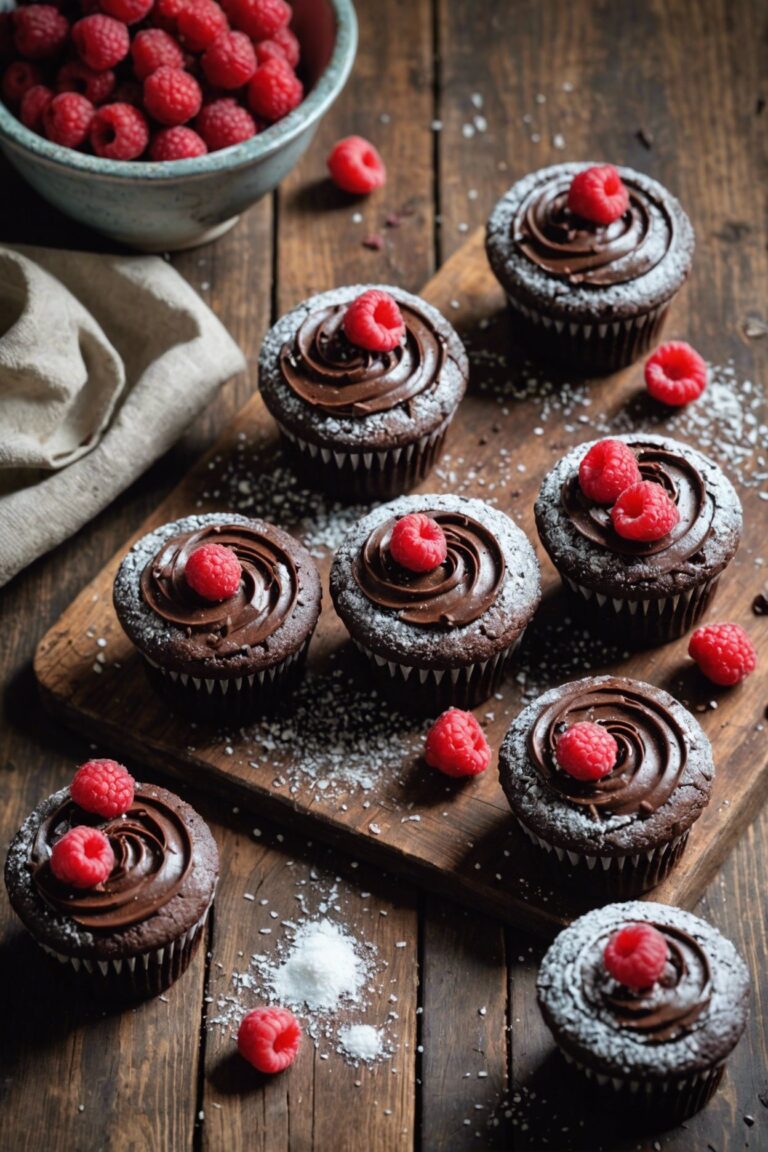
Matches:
[[0, 244, 246, 588]]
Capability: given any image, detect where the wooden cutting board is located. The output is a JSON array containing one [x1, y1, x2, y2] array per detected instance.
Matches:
[[34, 228, 768, 937]]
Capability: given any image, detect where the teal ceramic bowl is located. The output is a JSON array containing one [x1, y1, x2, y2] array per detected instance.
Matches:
[[0, 0, 357, 251]]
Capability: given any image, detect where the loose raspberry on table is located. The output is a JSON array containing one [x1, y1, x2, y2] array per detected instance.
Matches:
[[603, 923, 669, 988], [610, 480, 679, 542], [688, 622, 757, 686], [238, 1006, 302, 1074], [150, 124, 207, 159], [425, 709, 492, 778], [185, 542, 242, 600], [72, 14, 130, 72], [71, 758, 135, 818], [143, 65, 202, 125], [222, 0, 290, 41], [578, 439, 641, 505], [1, 60, 43, 107], [99, 0, 154, 25], [131, 28, 184, 80], [246, 55, 302, 122], [567, 163, 629, 226], [202, 30, 256, 89], [389, 512, 447, 574], [43, 91, 94, 147], [20, 83, 53, 130], [12, 5, 69, 61], [327, 135, 386, 195], [91, 101, 149, 159], [342, 289, 404, 353], [177, 0, 229, 53], [50, 826, 115, 888], [555, 721, 618, 782], [195, 97, 255, 150], [57, 61, 115, 105], [644, 341, 708, 407]]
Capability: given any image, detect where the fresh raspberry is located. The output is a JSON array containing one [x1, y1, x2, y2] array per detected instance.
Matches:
[[131, 28, 184, 80], [43, 91, 94, 147], [578, 439, 642, 505], [389, 512, 447, 573], [50, 826, 115, 889], [342, 289, 404, 353], [195, 97, 255, 150], [603, 923, 669, 989], [567, 163, 629, 226], [20, 83, 53, 131], [91, 102, 149, 159], [150, 124, 207, 159], [688, 623, 757, 687], [202, 30, 255, 88], [143, 65, 202, 125], [12, 5, 69, 61], [555, 721, 618, 782], [270, 23, 299, 67], [424, 709, 492, 778], [71, 758, 135, 818], [177, 0, 228, 52], [327, 135, 386, 195], [222, 0, 290, 41], [72, 14, 130, 72], [57, 61, 115, 105], [1, 60, 43, 107], [644, 341, 708, 407], [246, 55, 302, 122], [152, 0, 185, 32], [238, 1006, 301, 1073], [99, 0, 154, 24], [610, 480, 679, 542], [185, 542, 241, 600]]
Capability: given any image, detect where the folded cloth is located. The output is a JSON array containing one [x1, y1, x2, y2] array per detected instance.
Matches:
[[0, 244, 246, 588]]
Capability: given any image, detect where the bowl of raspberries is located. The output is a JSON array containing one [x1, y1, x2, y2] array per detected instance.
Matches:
[[0, 0, 357, 250]]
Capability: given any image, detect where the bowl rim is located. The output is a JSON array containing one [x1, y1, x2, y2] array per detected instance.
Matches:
[[0, 0, 357, 182]]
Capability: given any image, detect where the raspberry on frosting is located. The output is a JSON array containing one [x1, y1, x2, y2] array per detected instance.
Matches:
[[688, 622, 757, 686], [567, 163, 629, 225], [555, 721, 618, 782], [237, 1006, 302, 1073], [603, 922, 669, 988], [389, 512, 447, 573], [610, 480, 679, 542], [71, 758, 135, 817], [578, 439, 642, 505], [50, 825, 115, 888], [425, 708, 492, 778], [327, 135, 386, 195], [644, 341, 708, 407], [185, 542, 242, 601], [342, 289, 404, 353]]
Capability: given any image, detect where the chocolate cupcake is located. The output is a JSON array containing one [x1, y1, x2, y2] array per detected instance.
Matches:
[[4, 775, 218, 1000], [498, 675, 714, 897], [330, 494, 541, 712], [486, 162, 694, 373], [113, 513, 322, 722], [258, 285, 468, 502], [535, 434, 742, 646], [537, 902, 750, 1123]]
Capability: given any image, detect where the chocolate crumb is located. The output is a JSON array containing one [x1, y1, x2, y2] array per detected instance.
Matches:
[[752, 592, 768, 615], [636, 127, 654, 149], [743, 317, 768, 339], [385, 213, 403, 228], [362, 233, 385, 251], [757, 97, 765, 115], [744, 1115, 755, 1127]]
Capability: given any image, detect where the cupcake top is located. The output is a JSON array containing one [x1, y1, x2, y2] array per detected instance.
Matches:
[[537, 901, 750, 1079], [330, 493, 541, 666], [4, 782, 218, 959], [498, 676, 714, 855], [258, 285, 468, 451], [113, 513, 322, 676], [535, 434, 742, 598], [486, 163, 694, 317]]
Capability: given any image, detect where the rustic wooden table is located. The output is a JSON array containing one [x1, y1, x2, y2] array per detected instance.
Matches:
[[1, 2, 766, 1150]]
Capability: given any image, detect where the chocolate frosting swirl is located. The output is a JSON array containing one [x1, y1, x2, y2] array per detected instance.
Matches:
[[278, 301, 446, 417], [561, 442, 714, 572], [352, 510, 505, 627], [30, 792, 193, 931], [514, 174, 673, 286], [584, 923, 712, 1043], [529, 680, 687, 818], [140, 523, 298, 656]]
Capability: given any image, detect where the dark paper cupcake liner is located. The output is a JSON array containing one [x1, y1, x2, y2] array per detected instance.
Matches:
[[278, 417, 451, 503], [560, 573, 721, 646], [351, 632, 525, 714], [516, 816, 690, 898], [142, 635, 312, 723], [505, 293, 670, 374]]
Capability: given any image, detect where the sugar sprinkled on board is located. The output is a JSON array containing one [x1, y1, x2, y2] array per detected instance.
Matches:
[[264, 918, 364, 1011], [338, 1023, 384, 1063]]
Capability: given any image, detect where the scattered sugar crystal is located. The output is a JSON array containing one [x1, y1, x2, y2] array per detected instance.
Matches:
[[338, 1024, 384, 1063]]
